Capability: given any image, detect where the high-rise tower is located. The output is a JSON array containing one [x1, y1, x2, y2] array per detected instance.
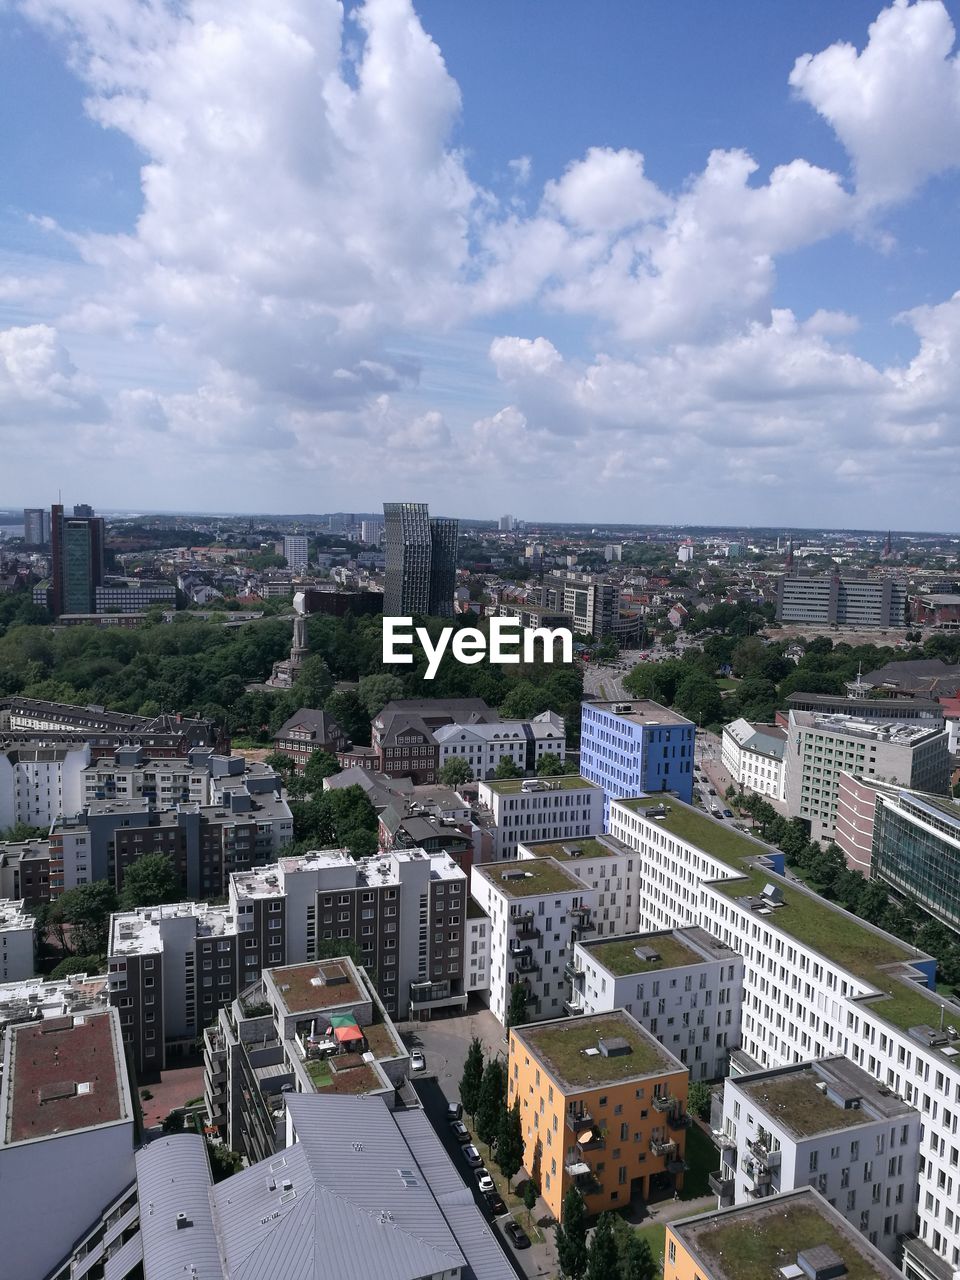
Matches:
[[382, 502, 458, 617], [50, 503, 105, 617]]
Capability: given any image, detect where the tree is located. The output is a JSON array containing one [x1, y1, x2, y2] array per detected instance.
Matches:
[[206, 1141, 243, 1182], [522, 1177, 538, 1227], [357, 673, 405, 718], [459, 1036, 485, 1122], [494, 755, 523, 779], [324, 689, 370, 745], [161, 1109, 185, 1133], [673, 671, 723, 726], [303, 750, 341, 791], [496, 1096, 524, 1187], [687, 1080, 712, 1120], [264, 751, 297, 776], [507, 980, 529, 1029], [439, 757, 474, 786], [555, 1185, 588, 1280], [586, 1213, 618, 1280], [0, 822, 48, 842], [621, 1234, 656, 1280], [55, 882, 118, 955], [119, 853, 180, 910], [536, 753, 565, 777], [475, 1058, 507, 1151], [49, 953, 105, 980]]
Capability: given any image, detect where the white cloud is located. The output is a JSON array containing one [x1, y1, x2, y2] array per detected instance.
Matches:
[[0, 324, 105, 422], [790, 0, 960, 205], [543, 147, 671, 233]]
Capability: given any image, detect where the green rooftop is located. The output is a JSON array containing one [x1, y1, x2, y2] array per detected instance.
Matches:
[[476, 857, 586, 898], [624, 796, 953, 1041], [522, 836, 625, 861], [485, 774, 600, 795], [740, 1071, 871, 1138], [675, 1195, 899, 1280], [305, 1059, 383, 1095], [514, 1012, 681, 1090], [582, 932, 704, 976]]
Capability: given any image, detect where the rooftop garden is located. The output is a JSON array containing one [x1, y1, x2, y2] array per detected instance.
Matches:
[[583, 933, 703, 976], [680, 1200, 893, 1280], [740, 1072, 870, 1138], [305, 1057, 382, 1095], [620, 796, 770, 869], [524, 837, 620, 861], [487, 775, 599, 794], [479, 858, 584, 898], [517, 1013, 678, 1089]]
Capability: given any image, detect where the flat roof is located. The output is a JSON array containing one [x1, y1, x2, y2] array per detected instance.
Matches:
[[585, 699, 692, 727], [512, 1011, 683, 1091], [521, 834, 632, 861], [737, 1058, 913, 1138], [269, 961, 364, 1014], [789, 710, 944, 746], [4, 1009, 130, 1144], [581, 931, 711, 976], [473, 857, 587, 898], [619, 796, 954, 1038], [670, 1189, 901, 1280], [482, 774, 600, 795]]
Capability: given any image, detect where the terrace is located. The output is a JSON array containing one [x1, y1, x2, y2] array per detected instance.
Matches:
[[582, 932, 703, 976], [303, 1059, 383, 1096], [515, 1012, 680, 1091], [269, 961, 363, 1014]]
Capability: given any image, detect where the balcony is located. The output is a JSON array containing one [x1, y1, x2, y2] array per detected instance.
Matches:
[[565, 1161, 601, 1195], [709, 1170, 734, 1200], [566, 1106, 593, 1131], [563, 959, 583, 981], [652, 1093, 679, 1113], [668, 1109, 691, 1130], [576, 1129, 605, 1153], [650, 1137, 677, 1158], [515, 920, 541, 942], [563, 995, 583, 1016], [747, 1136, 781, 1168]]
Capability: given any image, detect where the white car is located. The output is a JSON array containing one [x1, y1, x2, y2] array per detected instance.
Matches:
[[410, 1049, 426, 1072], [476, 1170, 495, 1195]]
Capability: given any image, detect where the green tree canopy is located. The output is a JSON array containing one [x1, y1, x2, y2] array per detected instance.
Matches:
[[555, 1185, 588, 1280], [536, 753, 565, 777], [357, 673, 405, 718], [507, 980, 529, 1029], [496, 1096, 525, 1186], [119, 853, 180, 911], [324, 689, 370, 745], [621, 1234, 656, 1280], [459, 1035, 485, 1121], [52, 882, 118, 955], [475, 1058, 507, 1150], [494, 755, 523, 779], [303, 750, 341, 791], [49, 952, 106, 980], [439, 757, 474, 786], [586, 1213, 618, 1280], [687, 1080, 712, 1120], [673, 671, 723, 726]]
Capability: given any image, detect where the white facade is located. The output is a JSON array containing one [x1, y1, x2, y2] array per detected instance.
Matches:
[[434, 711, 566, 781], [282, 535, 309, 571], [570, 927, 743, 1081], [517, 833, 641, 937], [470, 857, 597, 1025], [721, 718, 786, 802], [477, 776, 603, 860], [718, 1059, 921, 1260], [0, 742, 90, 829], [607, 794, 960, 1280], [466, 909, 491, 994], [0, 898, 35, 981]]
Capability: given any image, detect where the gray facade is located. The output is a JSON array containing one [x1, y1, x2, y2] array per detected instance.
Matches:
[[383, 502, 458, 618], [776, 574, 908, 628]]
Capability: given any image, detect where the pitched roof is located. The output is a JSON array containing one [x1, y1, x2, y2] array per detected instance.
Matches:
[[275, 709, 344, 742], [136, 1134, 222, 1279]]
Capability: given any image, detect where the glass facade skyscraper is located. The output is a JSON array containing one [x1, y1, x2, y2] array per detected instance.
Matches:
[[50, 503, 105, 617], [873, 789, 960, 931], [382, 502, 458, 617]]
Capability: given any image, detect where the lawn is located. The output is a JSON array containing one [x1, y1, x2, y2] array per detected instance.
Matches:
[[517, 1013, 675, 1087], [583, 933, 703, 976], [632, 1223, 666, 1275], [679, 1124, 715, 1200]]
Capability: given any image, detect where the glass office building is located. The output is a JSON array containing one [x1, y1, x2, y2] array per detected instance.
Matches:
[[873, 789, 960, 931]]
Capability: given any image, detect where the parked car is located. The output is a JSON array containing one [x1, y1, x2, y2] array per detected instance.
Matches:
[[503, 1218, 531, 1249], [483, 1190, 507, 1215], [462, 1143, 482, 1168], [450, 1120, 470, 1144], [722, 808, 734, 818], [410, 1048, 426, 1072], [708, 786, 717, 796], [446, 1101, 463, 1121], [476, 1170, 495, 1195]]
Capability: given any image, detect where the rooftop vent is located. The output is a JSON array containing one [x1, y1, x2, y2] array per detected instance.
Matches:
[[598, 1036, 632, 1059], [908, 1024, 949, 1048], [175, 1212, 192, 1230], [634, 946, 661, 964], [761, 884, 784, 905], [796, 1244, 847, 1280], [397, 1167, 419, 1187]]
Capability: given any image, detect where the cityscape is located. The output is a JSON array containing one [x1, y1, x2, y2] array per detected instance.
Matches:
[[4, 4, 960, 1280]]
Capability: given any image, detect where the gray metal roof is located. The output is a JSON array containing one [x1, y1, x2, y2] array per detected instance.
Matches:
[[212, 1094, 466, 1280], [135, 1134, 223, 1280], [394, 1108, 517, 1280]]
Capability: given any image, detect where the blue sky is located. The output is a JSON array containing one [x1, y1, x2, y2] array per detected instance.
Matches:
[[2, 0, 960, 527]]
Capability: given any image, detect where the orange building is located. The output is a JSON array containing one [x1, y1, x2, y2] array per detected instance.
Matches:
[[664, 1187, 902, 1280], [508, 1009, 688, 1220]]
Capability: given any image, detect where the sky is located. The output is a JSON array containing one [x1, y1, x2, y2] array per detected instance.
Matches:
[[2, 1, 960, 528]]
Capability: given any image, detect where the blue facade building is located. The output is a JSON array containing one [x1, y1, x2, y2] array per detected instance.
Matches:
[[580, 699, 695, 819]]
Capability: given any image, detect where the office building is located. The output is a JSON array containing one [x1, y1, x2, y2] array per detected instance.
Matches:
[[776, 573, 908, 627], [720, 718, 787, 801], [272, 707, 351, 771], [383, 501, 459, 618], [73, 502, 94, 518], [664, 1188, 904, 1280], [0, 1007, 136, 1280], [232, 845, 469, 1021], [0, 897, 36, 980], [606, 793, 960, 1278], [509, 1010, 689, 1219], [205, 954, 408, 1158], [580, 699, 695, 819], [282, 533, 309, 571], [783, 710, 950, 843], [47, 1094, 516, 1280], [784, 690, 944, 723], [50, 502, 105, 617], [569, 928, 743, 1081], [471, 855, 597, 1024], [22, 506, 49, 546], [435, 710, 566, 780], [476, 775, 604, 861], [93, 577, 176, 613], [367, 696, 496, 783], [360, 518, 383, 545], [541, 570, 640, 641], [715, 1057, 920, 1257]]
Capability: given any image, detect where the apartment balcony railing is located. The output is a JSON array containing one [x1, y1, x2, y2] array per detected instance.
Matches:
[[709, 1170, 734, 1199], [650, 1137, 677, 1158], [652, 1093, 678, 1113], [566, 1107, 593, 1131], [563, 959, 583, 981]]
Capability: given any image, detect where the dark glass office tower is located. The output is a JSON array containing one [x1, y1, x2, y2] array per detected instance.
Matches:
[[50, 503, 105, 616], [382, 503, 458, 617]]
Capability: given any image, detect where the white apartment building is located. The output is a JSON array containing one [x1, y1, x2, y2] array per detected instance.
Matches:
[[607, 793, 960, 1280], [569, 927, 743, 1081], [466, 904, 491, 994], [717, 1057, 921, 1260], [783, 710, 950, 843], [0, 898, 35, 981], [81, 751, 210, 807], [282, 534, 309, 571], [434, 710, 566, 779], [0, 741, 90, 828], [517, 832, 642, 938], [0, 1007, 136, 1280], [470, 857, 597, 1025], [476, 775, 603, 860], [720, 718, 787, 802]]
